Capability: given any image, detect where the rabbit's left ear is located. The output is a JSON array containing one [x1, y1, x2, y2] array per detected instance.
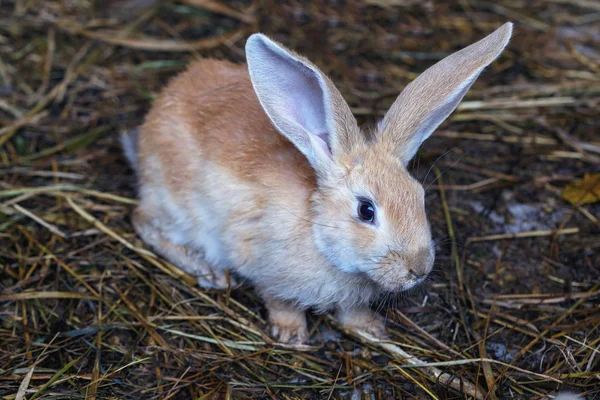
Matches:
[[380, 23, 513, 164]]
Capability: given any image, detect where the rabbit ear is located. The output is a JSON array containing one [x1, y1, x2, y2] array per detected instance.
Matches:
[[379, 22, 513, 164], [246, 34, 361, 176]]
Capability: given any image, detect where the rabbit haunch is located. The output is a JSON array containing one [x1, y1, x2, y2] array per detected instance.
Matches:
[[126, 23, 513, 343]]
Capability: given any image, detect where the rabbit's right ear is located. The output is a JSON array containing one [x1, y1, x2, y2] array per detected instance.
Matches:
[[379, 23, 513, 165], [246, 34, 361, 177]]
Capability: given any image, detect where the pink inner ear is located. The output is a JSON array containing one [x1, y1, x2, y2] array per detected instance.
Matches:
[[315, 132, 332, 158]]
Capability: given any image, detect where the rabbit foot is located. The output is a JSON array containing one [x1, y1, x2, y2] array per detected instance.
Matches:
[[265, 297, 308, 344], [337, 307, 388, 339], [196, 270, 238, 290], [270, 321, 309, 345]]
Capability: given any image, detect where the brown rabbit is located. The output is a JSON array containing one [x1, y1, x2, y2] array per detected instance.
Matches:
[[122, 23, 513, 344]]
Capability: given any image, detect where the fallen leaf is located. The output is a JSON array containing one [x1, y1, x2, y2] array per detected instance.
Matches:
[[561, 173, 600, 205]]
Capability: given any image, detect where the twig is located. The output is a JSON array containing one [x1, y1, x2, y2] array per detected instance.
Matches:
[[335, 323, 485, 400], [394, 358, 561, 382]]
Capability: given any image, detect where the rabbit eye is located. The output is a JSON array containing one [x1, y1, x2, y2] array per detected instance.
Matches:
[[357, 199, 375, 223]]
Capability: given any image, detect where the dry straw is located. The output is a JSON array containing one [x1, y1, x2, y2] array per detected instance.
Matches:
[[0, 0, 598, 398]]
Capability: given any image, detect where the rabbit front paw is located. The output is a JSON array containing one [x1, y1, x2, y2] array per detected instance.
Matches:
[[265, 297, 308, 344], [337, 307, 388, 340], [270, 319, 309, 345]]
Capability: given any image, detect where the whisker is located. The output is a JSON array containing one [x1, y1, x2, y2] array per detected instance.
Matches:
[[425, 152, 467, 191], [421, 147, 457, 186]]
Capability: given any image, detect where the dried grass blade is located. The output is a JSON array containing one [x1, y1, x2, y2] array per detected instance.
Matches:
[[15, 366, 35, 400], [393, 365, 439, 399], [71, 27, 246, 52], [18, 126, 109, 162], [66, 196, 153, 256], [182, 0, 255, 23], [29, 355, 83, 400], [12, 204, 67, 238], [467, 228, 579, 243], [478, 341, 498, 399], [0, 291, 98, 301], [0, 111, 48, 141], [113, 285, 168, 348], [159, 327, 259, 351]]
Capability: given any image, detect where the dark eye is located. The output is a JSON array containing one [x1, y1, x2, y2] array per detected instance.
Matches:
[[357, 199, 376, 223]]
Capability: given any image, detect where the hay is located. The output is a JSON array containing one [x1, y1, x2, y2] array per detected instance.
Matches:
[[1, 0, 598, 398]]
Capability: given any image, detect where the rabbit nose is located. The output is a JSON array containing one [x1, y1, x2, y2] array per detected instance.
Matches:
[[407, 247, 434, 278]]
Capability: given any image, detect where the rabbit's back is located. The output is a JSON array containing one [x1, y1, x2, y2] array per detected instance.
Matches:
[[138, 59, 315, 196]]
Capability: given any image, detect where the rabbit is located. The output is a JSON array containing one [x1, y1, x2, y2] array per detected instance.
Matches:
[[122, 23, 513, 344]]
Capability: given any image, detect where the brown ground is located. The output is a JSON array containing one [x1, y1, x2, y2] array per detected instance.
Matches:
[[1, 1, 599, 399]]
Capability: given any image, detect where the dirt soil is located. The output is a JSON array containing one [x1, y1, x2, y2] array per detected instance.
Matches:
[[1, 1, 599, 399]]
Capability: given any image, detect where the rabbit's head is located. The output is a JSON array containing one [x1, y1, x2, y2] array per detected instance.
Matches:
[[246, 23, 512, 292]]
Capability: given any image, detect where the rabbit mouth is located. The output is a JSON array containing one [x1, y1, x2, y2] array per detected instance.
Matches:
[[400, 276, 425, 291], [362, 269, 427, 293]]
